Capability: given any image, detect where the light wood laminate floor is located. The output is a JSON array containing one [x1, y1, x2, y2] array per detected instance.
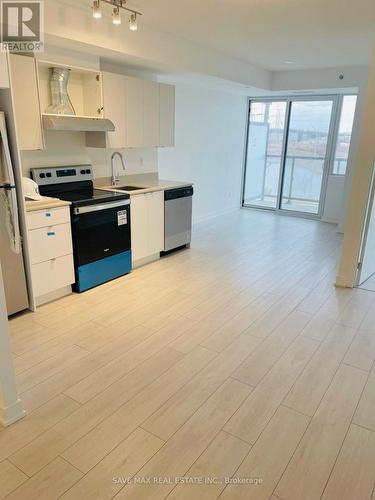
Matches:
[[3, 209, 375, 500]]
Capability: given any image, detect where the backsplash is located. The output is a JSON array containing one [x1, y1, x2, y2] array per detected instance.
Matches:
[[20, 131, 158, 178]]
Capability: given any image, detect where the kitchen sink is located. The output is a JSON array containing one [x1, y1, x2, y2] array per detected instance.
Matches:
[[114, 186, 145, 191]]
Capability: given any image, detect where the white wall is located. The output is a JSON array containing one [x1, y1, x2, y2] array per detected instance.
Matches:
[[158, 83, 247, 223], [336, 38, 375, 287], [271, 65, 368, 92], [338, 79, 369, 231], [20, 131, 158, 178], [322, 176, 346, 223]]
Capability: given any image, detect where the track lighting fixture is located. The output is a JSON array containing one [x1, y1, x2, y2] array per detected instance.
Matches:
[[91, 1, 142, 31]]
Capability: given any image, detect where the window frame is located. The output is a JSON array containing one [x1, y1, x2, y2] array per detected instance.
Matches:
[[329, 93, 358, 177]]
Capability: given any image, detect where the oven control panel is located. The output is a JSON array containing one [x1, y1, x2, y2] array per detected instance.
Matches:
[[30, 165, 93, 185]]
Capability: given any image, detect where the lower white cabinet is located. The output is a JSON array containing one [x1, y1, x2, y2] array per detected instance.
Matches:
[[31, 255, 75, 298], [28, 223, 73, 264], [131, 191, 164, 266], [27, 205, 70, 229], [26, 206, 75, 304]]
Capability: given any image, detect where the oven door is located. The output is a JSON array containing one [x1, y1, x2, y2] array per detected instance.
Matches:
[[71, 200, 131, 267]]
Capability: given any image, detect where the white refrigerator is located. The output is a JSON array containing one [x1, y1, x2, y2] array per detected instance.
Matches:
[[0, 112, 28, 315]]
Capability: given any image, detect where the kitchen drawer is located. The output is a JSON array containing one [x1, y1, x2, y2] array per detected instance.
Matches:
[[27, 206, 70, 230], [31, 254, 75, 297], [28, 223, 73, 264]]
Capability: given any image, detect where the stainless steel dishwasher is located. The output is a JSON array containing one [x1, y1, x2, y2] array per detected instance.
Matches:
[[163, 186, 193, 253]]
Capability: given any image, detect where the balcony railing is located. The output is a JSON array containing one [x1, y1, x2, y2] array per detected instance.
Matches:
[[262, 154, 347, 205]]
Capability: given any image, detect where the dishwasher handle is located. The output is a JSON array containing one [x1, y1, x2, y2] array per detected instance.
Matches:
[[165, 187, 194, 201]]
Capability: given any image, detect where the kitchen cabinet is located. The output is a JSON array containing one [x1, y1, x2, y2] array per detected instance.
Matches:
[[37, 61, 103, 118], [147, 191, 165, 254], [87, 73, 175, 149], [125, 76, 144, 148], [8, 54, 44, 151], [0, 52, 9, 89], [101, 71, 126, 148], [31, 255, 75, 299], [143, 80, 160, 148], [28, 223, 73, 265], [131, 191, 164, 266], [26, 206, 75, 304], [159, 83, 175, 147]]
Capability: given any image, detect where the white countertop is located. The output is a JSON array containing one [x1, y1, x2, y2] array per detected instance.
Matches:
[[25, 197, 71, 212], [25, 179, 193, 211], [96, 179, 193, 196]]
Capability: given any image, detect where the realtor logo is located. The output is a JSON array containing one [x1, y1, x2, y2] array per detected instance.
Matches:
[[1, 1, 44, 52]]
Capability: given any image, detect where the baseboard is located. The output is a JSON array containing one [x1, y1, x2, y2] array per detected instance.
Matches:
[[336, 222, 345, 234], [36, 286, 72, 307], [133, 253, 160, 269], [193, 206, 239, 225], [335, 275, 354, 288], [321, 216, 339, 225], [0, 399, 25, 427]]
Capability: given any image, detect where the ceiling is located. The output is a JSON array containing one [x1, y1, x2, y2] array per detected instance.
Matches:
[[124, 0, 375, 71]]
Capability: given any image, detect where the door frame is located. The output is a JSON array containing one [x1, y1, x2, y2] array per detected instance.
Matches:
[[242, 94, 341, 220], [355, 159, 375, 286]]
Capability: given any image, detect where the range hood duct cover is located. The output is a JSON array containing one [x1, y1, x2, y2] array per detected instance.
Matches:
[[45, 67, 75, 116], [42, 115, 115, 132]]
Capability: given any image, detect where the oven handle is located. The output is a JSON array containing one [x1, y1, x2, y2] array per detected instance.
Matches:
[[74, 199, 130, 215]]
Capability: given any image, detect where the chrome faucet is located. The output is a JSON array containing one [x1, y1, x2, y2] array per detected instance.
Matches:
[[111, 152, 126, 186]]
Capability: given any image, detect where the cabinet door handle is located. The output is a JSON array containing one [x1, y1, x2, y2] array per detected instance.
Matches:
[[45, 213, 51, 217], [47, 231, 55, 236]]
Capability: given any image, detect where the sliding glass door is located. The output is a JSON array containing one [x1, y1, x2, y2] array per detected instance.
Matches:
[[280, 99, 334, 215], [243, 100, 287, 209], [243, 96, 339, 218]]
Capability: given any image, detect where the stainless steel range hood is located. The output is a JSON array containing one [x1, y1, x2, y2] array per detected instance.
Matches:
[[42, 115, 115, 132]]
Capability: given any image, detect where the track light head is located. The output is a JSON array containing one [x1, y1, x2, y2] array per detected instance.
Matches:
[[129, 13, 138, 31], [112, 5, 121, 25], [92, 0, 102, 19]]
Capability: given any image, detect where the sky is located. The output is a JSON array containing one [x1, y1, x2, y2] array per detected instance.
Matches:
[[251, 96, 357, 134]]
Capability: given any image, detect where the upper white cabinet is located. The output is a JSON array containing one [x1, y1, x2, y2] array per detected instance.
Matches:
[[101, 71, 126, 149], [143, 80, 160, 148], [5, 58, 175, 150], [8, 54, 44, 151], [125, 76, 144, 148], [159, 83, 175, 147], [0, 52, 9, 89], [89, 72, 175, 149], [37, 61, 103, 118]]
